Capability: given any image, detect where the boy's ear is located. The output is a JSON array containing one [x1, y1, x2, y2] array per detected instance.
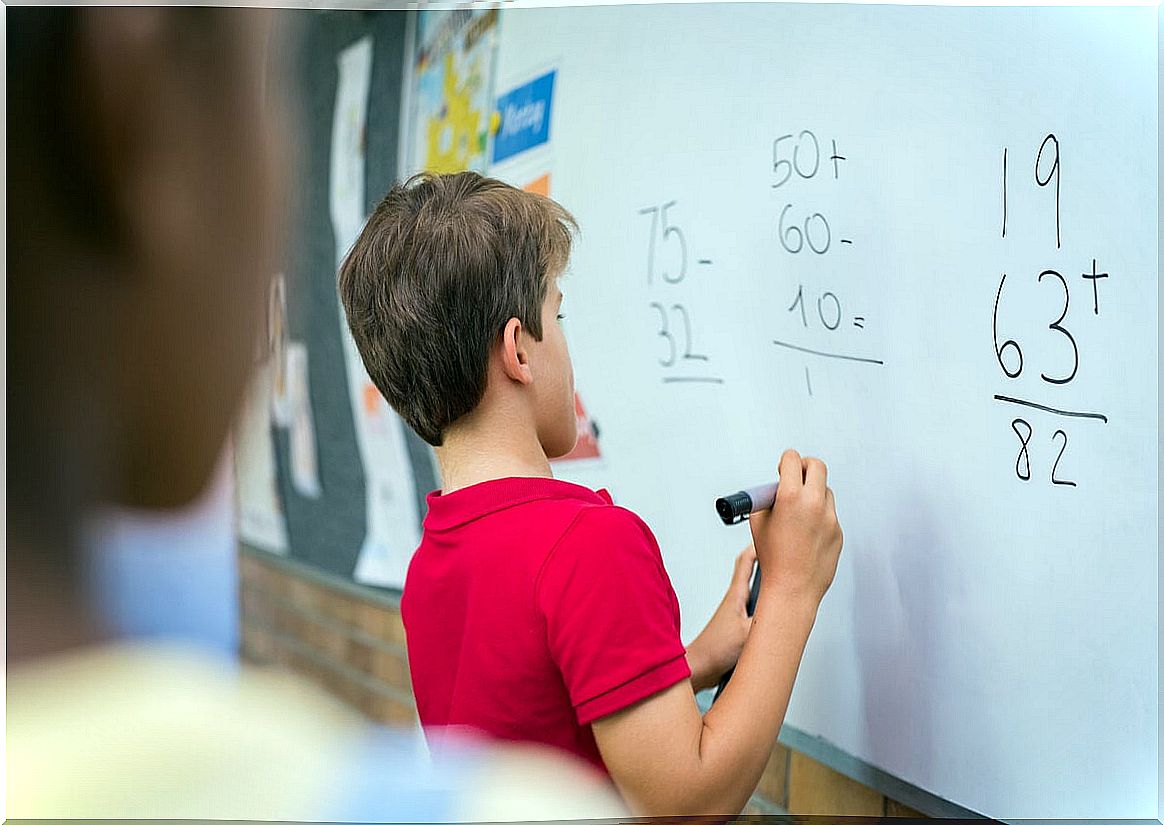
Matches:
[[500, 317, 534, 385]]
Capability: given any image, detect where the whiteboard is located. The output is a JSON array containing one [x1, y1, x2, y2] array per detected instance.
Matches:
[[482, 4, 1158, 819]]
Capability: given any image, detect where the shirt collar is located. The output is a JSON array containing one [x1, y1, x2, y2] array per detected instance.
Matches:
[[422, 475, 612, 532]]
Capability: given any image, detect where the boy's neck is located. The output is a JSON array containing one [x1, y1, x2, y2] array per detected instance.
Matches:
[[435, 413, 553, 495]]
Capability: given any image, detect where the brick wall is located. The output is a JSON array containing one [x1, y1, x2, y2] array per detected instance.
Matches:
[[238, 548, 417, 727], [743, 743, 925, 817], [239, 547, 927, 818]]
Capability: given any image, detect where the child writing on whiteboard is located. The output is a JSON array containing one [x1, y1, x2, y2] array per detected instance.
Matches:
[[338, 171, 844, 816]]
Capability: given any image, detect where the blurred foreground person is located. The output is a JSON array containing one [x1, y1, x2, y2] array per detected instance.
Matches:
[[7, 9, 625, 820]]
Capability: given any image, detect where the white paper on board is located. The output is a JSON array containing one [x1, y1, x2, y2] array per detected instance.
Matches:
[[286, 342, 322, 500], [234, 360, 289, 553], [331, 38, 373, 260], [331, 36, 423, 589], [268, 273, 293, 429]]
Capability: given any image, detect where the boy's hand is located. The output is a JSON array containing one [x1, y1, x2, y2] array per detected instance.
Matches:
[[747, 449, 843, 607], [593, 452, 840, 816], [686, 544, 755, 692]]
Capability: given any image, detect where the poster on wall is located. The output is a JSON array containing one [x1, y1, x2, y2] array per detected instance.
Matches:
[[492, 69, 555, 165], [268, 273, 293, 428], [234, 360, 290, 555], [332, 36, 423, 589], [285, 342, 323, 499], [411, 8, 499, 174], [235, 273, 291, 554]]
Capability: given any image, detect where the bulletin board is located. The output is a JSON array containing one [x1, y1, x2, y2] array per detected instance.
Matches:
[[235, 10, 437, 587]]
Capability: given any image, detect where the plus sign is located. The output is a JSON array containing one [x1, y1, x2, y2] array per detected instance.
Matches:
[[830, 139, 847, 179], [1081, 258, 1109, 315]]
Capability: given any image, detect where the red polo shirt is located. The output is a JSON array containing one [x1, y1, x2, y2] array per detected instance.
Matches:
[[400, 476, 690, 772]]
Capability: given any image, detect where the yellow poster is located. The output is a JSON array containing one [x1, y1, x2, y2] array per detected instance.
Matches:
[[412, 9, 499, 174]]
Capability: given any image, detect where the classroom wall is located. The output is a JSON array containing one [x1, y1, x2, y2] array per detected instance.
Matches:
[[237, 8, 943, 817], [238, 546, 926, 817]]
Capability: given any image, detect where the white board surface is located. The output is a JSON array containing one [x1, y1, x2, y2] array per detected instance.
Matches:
[[483, 4, 1158, 819]]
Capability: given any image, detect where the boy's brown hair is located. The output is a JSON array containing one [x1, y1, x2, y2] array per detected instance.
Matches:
[[338, 171, 578, 447]]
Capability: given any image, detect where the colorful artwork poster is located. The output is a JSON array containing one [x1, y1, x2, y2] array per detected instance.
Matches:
[[492, 70, 556, 165], [412, 8, 499, 174]]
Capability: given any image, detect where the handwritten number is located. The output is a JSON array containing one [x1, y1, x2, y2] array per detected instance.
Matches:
[[805, 213, 831, 254], [997, 137, 1081, 487], [788, 285, 808, 327], [772, 135, 794, 188], [773, 131, 821, 187], [778, 204, 804, 253], [1037, 269, 1078, 385], [993, 273, 1023, 378], [652, 303, 707, 366], [1001, 147, 1008, 238], [818, 292, 842, 330], [673, 304, 708, 361], [640, 202, 688, 284], [793, 130, 821, 179], [650, 302, 676, 366], [1035, 134, 1061, 249], [1051, 429, 1077, 487], [638, 206, 659, 285], [779, 205, 831, 255], [660, 201, 688, 284], [1011, 418, 1033, 481]]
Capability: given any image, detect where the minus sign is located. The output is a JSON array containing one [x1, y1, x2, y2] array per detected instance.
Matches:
[[840, 239, 853, 245], [698, 259, 712, 264]]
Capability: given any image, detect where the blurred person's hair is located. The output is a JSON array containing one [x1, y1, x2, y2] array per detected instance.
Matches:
[[8, 8, 283, 637], [337, 171, 577, 448]]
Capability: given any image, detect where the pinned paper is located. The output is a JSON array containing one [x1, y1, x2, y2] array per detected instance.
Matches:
[[286, 343, 322, 499], [268, 274, 292, 428], [234, 359, 289, 554], [333, 37, 423, 589], [522, 173, 551, 197], [493, 69, 556, 165]]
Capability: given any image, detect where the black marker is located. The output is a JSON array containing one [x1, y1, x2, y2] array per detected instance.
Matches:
[[714, 482, 778, 525], [711, 482, 776, 702]]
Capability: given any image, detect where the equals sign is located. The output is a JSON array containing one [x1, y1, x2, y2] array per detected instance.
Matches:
[[853, 317, 865, 329]]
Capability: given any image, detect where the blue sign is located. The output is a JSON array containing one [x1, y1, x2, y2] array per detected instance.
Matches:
[[492, 70, 556, 164]]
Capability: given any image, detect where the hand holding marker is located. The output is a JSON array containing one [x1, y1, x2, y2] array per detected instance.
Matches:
[[711, 452, 844, 703], [711, 483, 777, 701]]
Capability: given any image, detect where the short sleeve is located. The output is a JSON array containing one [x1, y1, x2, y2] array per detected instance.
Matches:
[[535, 507, 691, 725]]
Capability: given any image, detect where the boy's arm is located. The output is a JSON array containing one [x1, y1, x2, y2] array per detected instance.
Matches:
[[685, 546, 756, 694], [592, 450, 842, 816], [683, 646, 718, 695], [594, 583, 817, 815]]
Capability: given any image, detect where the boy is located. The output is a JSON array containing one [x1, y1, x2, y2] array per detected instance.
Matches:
[[338, 171, 844, 816]]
